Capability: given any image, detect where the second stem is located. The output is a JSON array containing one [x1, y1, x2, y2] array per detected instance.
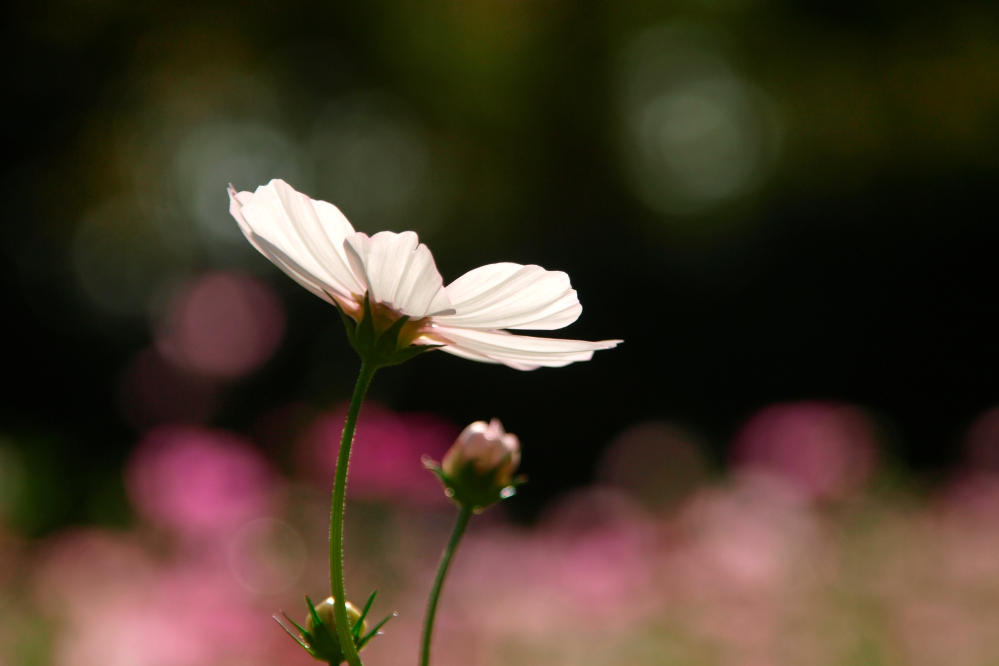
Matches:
[[420, 504, 473, 666], [330, 361, 378, 666]]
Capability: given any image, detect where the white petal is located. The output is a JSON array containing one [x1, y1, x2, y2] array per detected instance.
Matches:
[[266, 180, 363, 293], [436, 263, 582, 331], [431, 326, 621, 370], [229, 185, 269, 256], [229, 186, 334, 304], [228, 180, 363, 300], [344, 231, 454, 318]]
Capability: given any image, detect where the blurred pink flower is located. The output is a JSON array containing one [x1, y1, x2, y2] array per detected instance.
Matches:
[[667, 474, 829, 662], [894, 601, 986, 666], [154, 271, 285, 379], [674, 474, 823, 596], [33, 529, 157, 619], [443, 489, 656, 638], [598, 419, 710, 509], [731, 401, 878, 501], [33, 529, 296, 666], [536, 491, 656, 630], [299, 403, 457, 505], [940, 471, 999, 517], [930, 473, 999, 591], [126, 426, 276, 540]]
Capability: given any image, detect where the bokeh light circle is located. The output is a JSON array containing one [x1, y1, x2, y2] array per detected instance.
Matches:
[[174, 121, 303, 256], [154, 271, 285, 379], [309, 94, 440, 234], [730, 401, 879, 501], [598, 420, 710, 510], [618, 23, 781, 215], [126, 426, 275, 539], [72, 198, 183, 317], [228, 518, 307, 595]]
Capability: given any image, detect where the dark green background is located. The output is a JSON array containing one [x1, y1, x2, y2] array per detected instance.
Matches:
[[3, 0, 998, 530]]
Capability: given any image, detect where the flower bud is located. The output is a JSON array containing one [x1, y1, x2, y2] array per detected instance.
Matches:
[[306, 597, 367, 639], [275, 593, 395, 664], [425, 419, 524, 511]]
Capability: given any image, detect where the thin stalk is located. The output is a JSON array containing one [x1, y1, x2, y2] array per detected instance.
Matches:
[[420, 505, 473, 666], [331, 361, 378, 666]]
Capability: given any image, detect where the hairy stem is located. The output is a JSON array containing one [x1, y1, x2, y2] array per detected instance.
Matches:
[[331, 361, 377, 666], [420, 505, 473, 666]]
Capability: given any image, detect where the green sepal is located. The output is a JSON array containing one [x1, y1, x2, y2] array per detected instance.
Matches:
[[375, 315, 410, 356], [305, 595, 343, 662], [275, 591, 394, 663], [378, 343, 443, 367], [281, 611, 311, 640], [273, 614, 310, 651], [422, 456, 446, 481], [354, 590, 379, 640], [423, 455, 527, 512], [355, 294, 376, 351], [358, 612, 398, 650], [335, 291, 443, 367], [327, 292, 357, 346]]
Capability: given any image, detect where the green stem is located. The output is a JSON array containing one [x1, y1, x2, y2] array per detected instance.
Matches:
[[420, 505, 473, 666], [331, 361, 378, 666]]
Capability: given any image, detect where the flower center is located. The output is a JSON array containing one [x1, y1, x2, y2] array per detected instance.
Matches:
[[354, 296, 431, 348]]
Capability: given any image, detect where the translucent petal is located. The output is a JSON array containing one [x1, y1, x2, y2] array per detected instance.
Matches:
[[437, 263, 582, 331], [344, 231, 454, 318], [266, 180, 363, 295], [228, 180, 362, 300], [432, 341, 538, 371], [431, 326, 621, 370], [251, 232, 339, 306]]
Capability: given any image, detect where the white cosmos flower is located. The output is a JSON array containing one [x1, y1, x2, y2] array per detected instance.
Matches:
[[228, 179, 621, 370]]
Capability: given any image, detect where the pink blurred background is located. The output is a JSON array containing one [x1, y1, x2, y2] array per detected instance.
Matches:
[[5, 397, 999, 665]]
